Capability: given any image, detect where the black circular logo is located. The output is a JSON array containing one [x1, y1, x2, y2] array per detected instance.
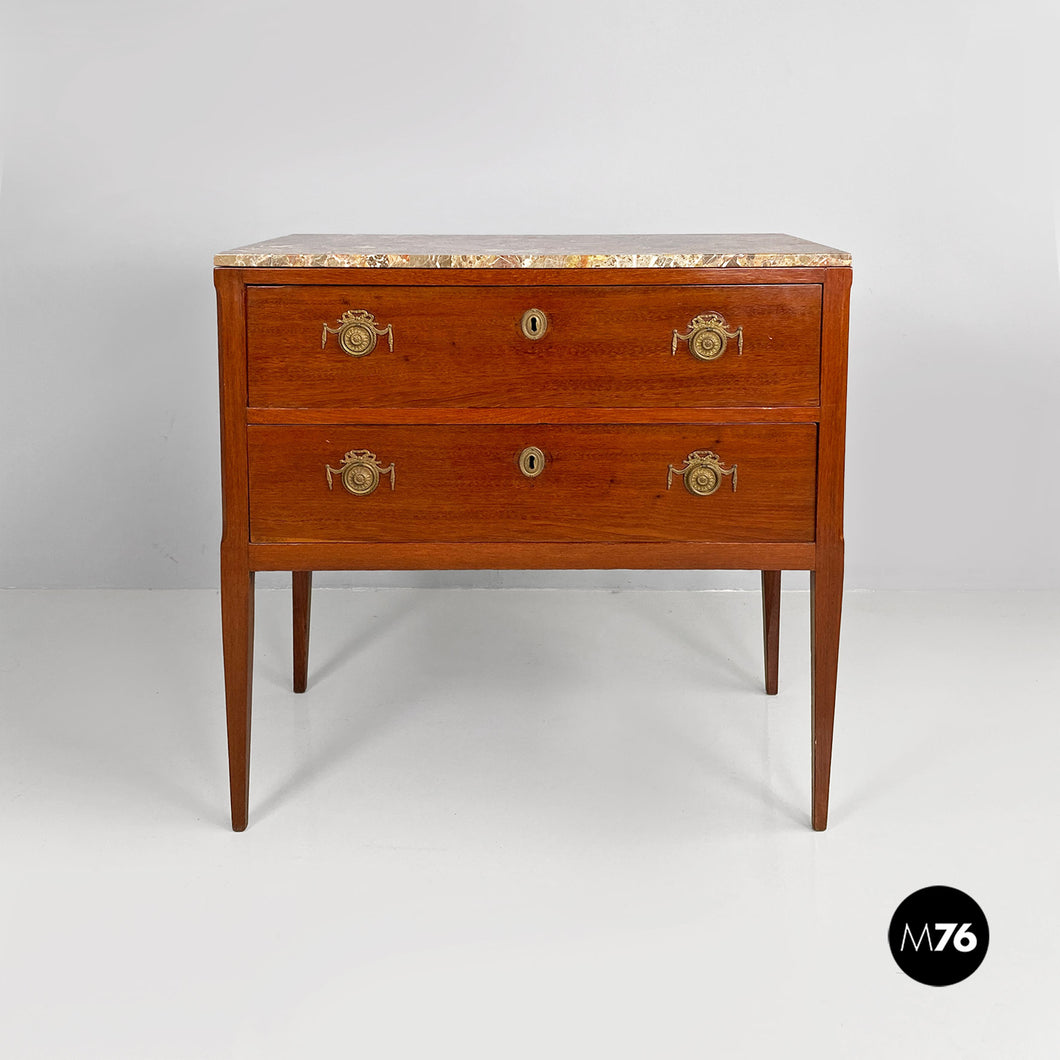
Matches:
[[888, 886, 989, 986]]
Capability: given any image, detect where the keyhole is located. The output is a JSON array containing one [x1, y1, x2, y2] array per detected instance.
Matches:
[[519, 446, 545, 478], [521, 308, 548, 340]]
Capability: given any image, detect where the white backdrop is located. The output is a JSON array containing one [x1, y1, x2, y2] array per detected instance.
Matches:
[[1, 0, 1058, 589]]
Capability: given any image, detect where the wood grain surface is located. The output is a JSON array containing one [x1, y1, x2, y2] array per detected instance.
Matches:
[[247, 422, 817, 544], [246, 284, 822, 408], [215, 257, 852, 831], [245, 540, 817, 572], [761, 570, 781, 695]]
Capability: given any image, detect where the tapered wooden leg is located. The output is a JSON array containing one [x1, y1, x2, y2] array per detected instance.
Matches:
[[293, 571, 312, 694], [221, 557, 255, 831], [810, 548, 843, 831], [761, 570, 781, 695]]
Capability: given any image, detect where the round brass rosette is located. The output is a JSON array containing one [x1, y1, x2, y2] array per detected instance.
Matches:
[[338, 321, 377, 357], [685, 464, 721, 495], [341, 459, 381, 495], [688, 325, 726, 361]]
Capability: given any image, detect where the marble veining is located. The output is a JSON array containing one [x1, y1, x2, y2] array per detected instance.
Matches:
[[215, 234, 851, 269]]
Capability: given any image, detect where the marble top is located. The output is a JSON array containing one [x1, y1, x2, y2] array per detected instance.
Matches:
[[214, 234, 850, 269]]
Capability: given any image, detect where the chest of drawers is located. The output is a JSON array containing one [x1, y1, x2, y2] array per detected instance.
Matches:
[[214, 234, 852, 831]]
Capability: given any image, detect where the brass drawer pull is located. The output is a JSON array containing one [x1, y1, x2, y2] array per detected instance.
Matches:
[[325, 449, 395, 496], [518, 446, 546, 478], [667, 450, 737, 496], [672, 312, 743, 362], [322, 310, 394, 357], [520, 308, 548, 340]]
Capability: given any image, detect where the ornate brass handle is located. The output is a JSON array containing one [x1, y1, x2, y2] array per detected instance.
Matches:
[[667, 450, 737, 496], [672, 312, 743, 362], [321, 310, 394, 357], [325, 449, 395, 496]]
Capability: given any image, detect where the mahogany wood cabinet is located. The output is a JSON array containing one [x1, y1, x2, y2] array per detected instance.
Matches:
[[214, 235, 852, 831]]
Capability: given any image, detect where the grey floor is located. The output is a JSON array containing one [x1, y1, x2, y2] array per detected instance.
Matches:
[[1, 587, 1057, 1058]]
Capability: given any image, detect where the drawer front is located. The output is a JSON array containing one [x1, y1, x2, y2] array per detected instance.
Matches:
[[248, 423, 817, 543], [246, 285, 821, 408]]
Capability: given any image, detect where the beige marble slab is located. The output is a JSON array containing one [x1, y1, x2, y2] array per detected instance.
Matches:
[[215, 234, 850, 269]]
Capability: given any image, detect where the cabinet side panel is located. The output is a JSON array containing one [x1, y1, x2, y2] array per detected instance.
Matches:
[[816, 268, 852, 550], [216, 269, 250, 551]]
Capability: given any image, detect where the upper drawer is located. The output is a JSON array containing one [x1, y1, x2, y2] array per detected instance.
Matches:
[[245, 284, 821, 408]]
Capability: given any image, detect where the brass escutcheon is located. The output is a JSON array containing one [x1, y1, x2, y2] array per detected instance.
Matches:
[[325, 449, 395, 496], [322, 310, 394, 358], [667, 450, 737, 496], [520, 308, 548, 341], [672, 312, 743, 362], [518, 446, 546, 478]]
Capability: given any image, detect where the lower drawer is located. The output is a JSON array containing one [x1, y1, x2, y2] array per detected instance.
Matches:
[[247, 423, 817, 543]]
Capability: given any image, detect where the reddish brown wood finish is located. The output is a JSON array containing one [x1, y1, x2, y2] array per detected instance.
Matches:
[[216, 257, 852, 832], [247, 540, 816, 572], [221, 560, 253, 832], [811, 548, 843, 830], [293, 571, 312, 693], [216, 269, 254, 832], [247, 423, 817, 544], [246, 284, 822, 409], [247, 406, 822, 426], [810, 267, 852, 830], [761, 570, 781, 695]]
